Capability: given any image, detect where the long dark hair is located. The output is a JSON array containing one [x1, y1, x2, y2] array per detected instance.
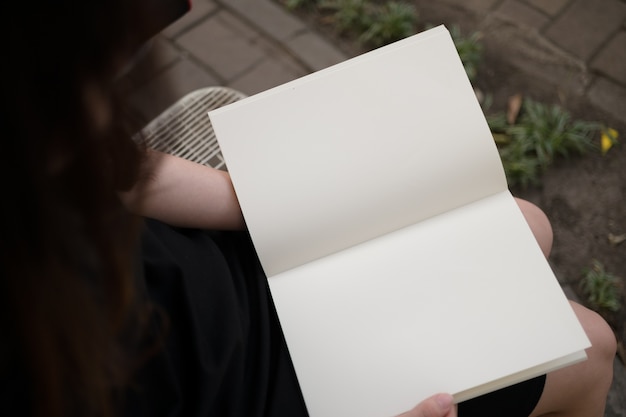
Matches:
[[1, 2, 157, 416]]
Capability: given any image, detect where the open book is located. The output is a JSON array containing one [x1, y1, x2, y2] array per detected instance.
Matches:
[[208, 25, 591, 417]]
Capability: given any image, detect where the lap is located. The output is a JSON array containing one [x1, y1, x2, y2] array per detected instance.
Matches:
[[457, 375, 546, 417]]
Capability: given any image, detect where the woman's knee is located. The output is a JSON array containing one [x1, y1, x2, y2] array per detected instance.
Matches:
[[566, 302, 616, 414], [530, 303, 616, 417], [514, 198, 553, 258], [572, 301, 617, 365]]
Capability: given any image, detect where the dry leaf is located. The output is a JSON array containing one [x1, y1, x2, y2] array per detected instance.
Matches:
[[507, 93, 523, 125], [608, 233, 626, 246], [474, 88, 484, 104], [492, 133, 510, 145]]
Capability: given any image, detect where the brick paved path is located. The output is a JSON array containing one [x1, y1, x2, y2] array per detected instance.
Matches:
[[446, 0, 626, 129], [128, 0, 626, 127], [127, 0, 347, 123]]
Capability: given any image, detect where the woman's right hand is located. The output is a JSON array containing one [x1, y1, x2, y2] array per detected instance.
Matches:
[[397, 394, 457, 417]]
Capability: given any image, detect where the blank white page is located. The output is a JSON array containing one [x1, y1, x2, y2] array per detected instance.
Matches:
[[268, 191, 590, 417], [210, 26, 507, 276]]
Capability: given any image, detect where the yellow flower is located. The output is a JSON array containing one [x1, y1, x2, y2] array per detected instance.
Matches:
[[601, 128, 618, 155]]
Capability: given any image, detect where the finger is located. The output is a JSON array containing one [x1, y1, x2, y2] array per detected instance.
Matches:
[[398, 393, 456, 417]]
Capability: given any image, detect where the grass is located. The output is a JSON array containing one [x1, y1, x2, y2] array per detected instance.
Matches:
[[284, 0, 317, 9], [359, 2, 417, 47], [319, 0, 370, 34], [489, 99, 600, 187], [285, 2, 481, 80], [449, 25, 482, 82], [285, 0, 418, 48], [580, 260, 622, 313]]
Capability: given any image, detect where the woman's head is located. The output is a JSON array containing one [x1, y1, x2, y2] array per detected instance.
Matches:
[[3, 0, 147, 202], [1, 2, 157, 416]]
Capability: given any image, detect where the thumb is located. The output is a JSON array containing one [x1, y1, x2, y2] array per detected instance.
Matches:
[[400, 393, 456, 417]]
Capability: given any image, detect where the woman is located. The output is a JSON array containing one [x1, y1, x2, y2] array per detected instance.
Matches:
[[1, 1, 615, 417]]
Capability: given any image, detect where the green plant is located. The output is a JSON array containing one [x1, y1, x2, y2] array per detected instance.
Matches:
[[490, 98, 600, 186], [284, 0, 318, 10], [580, 260, 622, 313], [509, 99, 598, 164], [320, 0, 370, 33], [360, 2, 417, 48], [498, 141, 543, 187], [449, 25, 483, 81]]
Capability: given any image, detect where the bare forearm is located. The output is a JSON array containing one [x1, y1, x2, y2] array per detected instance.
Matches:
[[120, 150, 245, 230]]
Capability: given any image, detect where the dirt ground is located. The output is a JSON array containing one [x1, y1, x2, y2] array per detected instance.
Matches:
[[284, 1, 626, 357]]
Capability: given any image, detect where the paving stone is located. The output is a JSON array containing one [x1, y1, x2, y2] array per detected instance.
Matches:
[[128, 58, 220, 123], [117, 37, 182, 97], [124, 37, 181, 83], [480, 17, 590, 94], [524, 0, 572, 16], [495, 0, 551, 30], [588, 76, 626, 125], [162, 0, 218, 38], [147, 37, 181, 68], [286, 32, 348, 72], [221, 0, 306, 42], [177, 11, 266, 82], [591, 31, 626, 85], [544, 0, 626, 61], [229, 55, 309, 95]]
